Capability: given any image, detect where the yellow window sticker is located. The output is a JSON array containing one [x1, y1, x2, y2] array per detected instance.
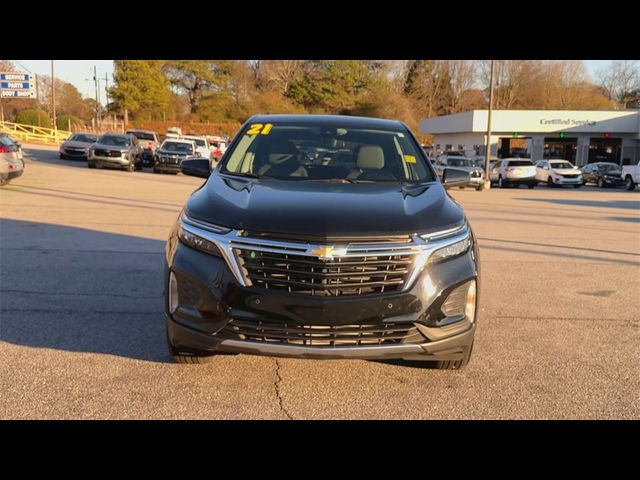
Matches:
[[247, 123, 273, 135], [404, 155, 417, 163]]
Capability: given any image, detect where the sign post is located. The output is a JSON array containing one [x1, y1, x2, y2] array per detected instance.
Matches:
[[0, 72, 37, 99]]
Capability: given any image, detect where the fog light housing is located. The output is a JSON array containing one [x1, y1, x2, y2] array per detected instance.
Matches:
[[168, 271, 179, 314], [440, 280, 476, 324]]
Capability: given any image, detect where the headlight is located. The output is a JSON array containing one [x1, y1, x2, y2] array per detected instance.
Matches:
[[177, 224, 223, 256], [178, 212, 231, 256], [429, 236, 471, 263]]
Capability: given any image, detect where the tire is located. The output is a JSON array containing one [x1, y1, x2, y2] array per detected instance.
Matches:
[[573, 184, 581, 188], [87, 160, 96, 169], [498, 176, 506, 188], [625, 176, 635, 191], [153, 166, 160, 174], [0, 176, 7, 186], [598, 178, 604, 188], [547, 177, 555, 188], [167, 329, 213, 364], [59, 153, 66, 160], [527, 183, 536, 189], [433, 341, 474, 370], [475, 183, 484, 191]]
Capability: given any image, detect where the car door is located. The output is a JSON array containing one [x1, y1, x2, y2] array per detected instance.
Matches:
[[538, 161, 550, 182], [490, 161, 501, 181], [582, 164, 594, 184]]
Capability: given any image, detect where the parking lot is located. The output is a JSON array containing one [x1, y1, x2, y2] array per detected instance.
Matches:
[[0, 144, 638, 419]]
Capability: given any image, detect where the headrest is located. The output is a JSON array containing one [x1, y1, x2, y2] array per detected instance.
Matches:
[[356, 145, 384, 170], [266, 139, 298, 165]]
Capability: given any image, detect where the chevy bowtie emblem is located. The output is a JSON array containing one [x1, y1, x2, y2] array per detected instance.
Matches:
[[309, 246, 347, 260]]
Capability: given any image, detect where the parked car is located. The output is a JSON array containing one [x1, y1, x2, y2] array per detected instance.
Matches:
[[59, 132, 98, 160], [434, 156, 485, 190], [534, 159, 582, 188], [1, 133, 23, 161], [88, 133, 143, 171], [490, 158, 537, 188], [126, 129, 160, 168], [153, 139, 198, 174], [182, 135, 211, 160], [622, 160, 640, 191], [580, 162, 623, 188], [165, 114, 478, 369], [0, 135, 24, 186]]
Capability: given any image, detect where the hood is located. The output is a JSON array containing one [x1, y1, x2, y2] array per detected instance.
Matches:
[[186, 174, 465, 238], [63, 140, 94, 148], [551, 167, 580, 174], [603, 170, 622, 177], [447, 165, 482, 173], [157, 149, 194, 157]]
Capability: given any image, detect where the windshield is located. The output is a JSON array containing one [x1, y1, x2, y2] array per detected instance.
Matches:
[[128, 131, 155, 141], [598, 163, 619, 172], [187, 138, 206, 147], [507, 160, 533, 167], [550, 161, 574, 169], [221, 123, 434, 183], [70, 134, 97, 143], [99, 135, 129, 146], [447, 158, 474, 168], [161, 141, 194, 153]]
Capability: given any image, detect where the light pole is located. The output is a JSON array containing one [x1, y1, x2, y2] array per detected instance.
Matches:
[[93, 66, 100, 130], [484, 60, 495, 189], [51, 60, 57, 131]]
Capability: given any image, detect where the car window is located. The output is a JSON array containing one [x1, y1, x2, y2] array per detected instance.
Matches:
[[222, 123, 434, 183], [99, 135, 129, 146], [127, 131, 155, 141], [70, 133, 98, 143], [162, 141, 194, 153], [550, 161, 573, 169], [507, 160, 533, 167]]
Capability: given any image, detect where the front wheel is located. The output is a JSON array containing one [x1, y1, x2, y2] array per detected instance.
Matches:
[[167, 329, 214, 364], [573, 184, 581, 188], [498, 176, 506, 188], [598, 178, 605, 188], [625, 176, 635, 191], [547, 177, 555, 188], [527, 183, 536, 189], [87, 160, 96, 169], [475, 183, 484, 191]]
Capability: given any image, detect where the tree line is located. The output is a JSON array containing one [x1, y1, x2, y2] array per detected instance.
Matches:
[[2, 60, 639, 135]]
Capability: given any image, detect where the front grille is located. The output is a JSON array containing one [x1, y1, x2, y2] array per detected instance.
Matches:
[[237, 249, 415, 296], [561, 174, 579, 179], [223, 319, 420, 346], [94, 149, 123, 158]]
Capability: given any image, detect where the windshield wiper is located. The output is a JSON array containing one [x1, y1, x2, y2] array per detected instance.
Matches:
[[222, 172, 262, 179]]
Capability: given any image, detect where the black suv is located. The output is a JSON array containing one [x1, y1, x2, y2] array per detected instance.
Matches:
[[166, 115, 479, 369]]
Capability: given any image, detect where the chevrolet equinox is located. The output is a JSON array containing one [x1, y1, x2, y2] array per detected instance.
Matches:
[[165, 115, 479, 369]]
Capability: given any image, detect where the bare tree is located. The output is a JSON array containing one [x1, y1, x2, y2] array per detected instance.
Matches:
[[597, 60, 640, 108], [256, 60, 305, 95], [441, 60, 476, 113]]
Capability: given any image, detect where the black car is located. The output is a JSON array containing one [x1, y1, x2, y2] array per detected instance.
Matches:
[[153, 139, 199, 174], [580, 162, 624, 188], [165, 115, 478, 369]]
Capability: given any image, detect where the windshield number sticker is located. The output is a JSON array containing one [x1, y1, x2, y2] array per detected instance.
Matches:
[[247, 123, 273, 135], [404, 155, 417, 163]]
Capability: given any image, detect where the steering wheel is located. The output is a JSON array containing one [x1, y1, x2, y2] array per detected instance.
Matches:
[[358, 170, 397, 181]]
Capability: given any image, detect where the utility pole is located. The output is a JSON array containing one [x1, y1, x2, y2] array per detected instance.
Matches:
[[93, 66, 100, 130], [51, 60, 57, 131], [484, 60, 495, 189]]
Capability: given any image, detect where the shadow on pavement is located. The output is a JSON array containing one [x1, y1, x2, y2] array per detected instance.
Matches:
[[519, 197, 640, 210], [0, 218, 171, 363]]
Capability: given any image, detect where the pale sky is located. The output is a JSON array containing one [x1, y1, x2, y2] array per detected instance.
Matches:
[[11, 60, 615, 105]]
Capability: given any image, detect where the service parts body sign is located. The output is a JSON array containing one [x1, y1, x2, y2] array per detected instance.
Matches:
[[0, 72, 37, 98]]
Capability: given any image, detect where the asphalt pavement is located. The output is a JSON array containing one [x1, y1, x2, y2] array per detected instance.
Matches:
[[0, 144, 638, 419]]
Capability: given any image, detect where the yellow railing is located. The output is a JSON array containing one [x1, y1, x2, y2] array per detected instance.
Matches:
[[0, 121, 71, 144]]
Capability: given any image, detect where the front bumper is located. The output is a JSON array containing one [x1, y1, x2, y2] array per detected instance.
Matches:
[[553, 176, 582, 185], [92, 154, 130, 167], [155, 156, 184, 172], [61, 147, 88, 159], [165, 229, 480, 361]]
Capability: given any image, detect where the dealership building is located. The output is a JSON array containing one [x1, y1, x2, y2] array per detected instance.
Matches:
[[420, 109, 640, 166]]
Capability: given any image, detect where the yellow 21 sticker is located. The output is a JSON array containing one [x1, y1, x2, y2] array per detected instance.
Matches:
[[404, 155, 417, 163], [247, 123, 273, 135]]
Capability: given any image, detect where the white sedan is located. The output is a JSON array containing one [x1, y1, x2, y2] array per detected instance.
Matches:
[[535, 159, 582, 188]]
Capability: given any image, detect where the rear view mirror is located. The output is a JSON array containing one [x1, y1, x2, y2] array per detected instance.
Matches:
[[442, 168, 470, 188], [181, 159, 211, 178]]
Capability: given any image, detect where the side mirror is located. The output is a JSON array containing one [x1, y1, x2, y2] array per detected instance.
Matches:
[[181, 158, 211, 178], [442, 168, 470, 188]]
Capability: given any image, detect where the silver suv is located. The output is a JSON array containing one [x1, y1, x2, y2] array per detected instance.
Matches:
[[489, 158, 537, 188]]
